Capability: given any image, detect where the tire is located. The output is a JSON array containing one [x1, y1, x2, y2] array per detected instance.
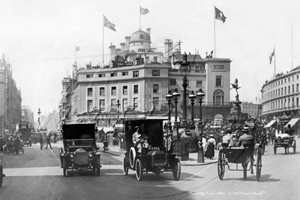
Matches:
[[123, 158, 128, 175], [256, 150, 262, 182], [242, 163, 248, 179], [63, 168, 67, 177], [135, 159, 143, 181], [217, 151, 225, 180], [172, 160, 181, 181], [0, 165, 3, 188], [129, 147, 136, 169]]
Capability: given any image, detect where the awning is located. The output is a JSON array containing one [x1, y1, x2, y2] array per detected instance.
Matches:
[[284, 118, 300, 128], [264, 120, 276, 128]]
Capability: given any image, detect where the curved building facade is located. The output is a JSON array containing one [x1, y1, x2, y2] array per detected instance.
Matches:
[[261, 65, 300, 134]]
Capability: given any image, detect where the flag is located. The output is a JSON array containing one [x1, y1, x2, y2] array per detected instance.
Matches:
[[140, 6, 149, 15], [269, 48, 275, 64], [103, 15, 116, 31], [75, 46, 80, 52], [215, 7, 226, 23]]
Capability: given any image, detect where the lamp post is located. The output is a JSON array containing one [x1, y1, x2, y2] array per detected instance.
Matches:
[[196, 88, 205, 163], [172, 88, 180, 139], [189, 90, 196, 126], [116, 100, 121, 119], [37, 108, 41, 132], [166, 90, 173, 131]]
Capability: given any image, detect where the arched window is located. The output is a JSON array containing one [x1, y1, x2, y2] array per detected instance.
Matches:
[[213, 89, 224, 105]]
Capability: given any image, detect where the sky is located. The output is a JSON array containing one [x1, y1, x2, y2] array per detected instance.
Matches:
[[0, 0, 299, 118]]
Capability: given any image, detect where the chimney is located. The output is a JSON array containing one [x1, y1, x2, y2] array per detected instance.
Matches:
[[146, 28, 151, 38], [125, 36, 130, 50], [109, 43, 116, 62], [164, 39, 173, 62], [120, 43, 125, 51]]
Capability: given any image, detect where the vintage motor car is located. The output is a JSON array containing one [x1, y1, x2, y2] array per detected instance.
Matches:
[[59, 121, 101, 176], [122, 117, 181, 181]]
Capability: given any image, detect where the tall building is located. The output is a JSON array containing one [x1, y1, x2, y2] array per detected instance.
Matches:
[[60, 28, 232, 127], [261, 65, 300, 134], [0, 54, 22, 136], [241, 102, 260, 118]]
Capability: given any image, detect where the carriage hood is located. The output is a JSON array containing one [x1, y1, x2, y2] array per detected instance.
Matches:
[[61, 123, 96, 140]]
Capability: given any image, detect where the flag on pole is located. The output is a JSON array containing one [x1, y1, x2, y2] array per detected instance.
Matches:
[[75, 46, 80, 52], [215, 7, 226, 23], [103, 15, 116, 31], [140, 6, 149, 15], [269, 48, 275, 64]]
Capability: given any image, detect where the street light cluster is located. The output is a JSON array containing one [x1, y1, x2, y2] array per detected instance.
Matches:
[[166, 52, 206, 163]]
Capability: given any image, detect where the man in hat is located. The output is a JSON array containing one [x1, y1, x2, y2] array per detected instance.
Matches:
[[132, 126, 148, 153], [238, 126, 254, 148]]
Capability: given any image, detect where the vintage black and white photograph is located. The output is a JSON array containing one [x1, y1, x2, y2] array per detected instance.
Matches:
[[0, 0, 299, 199]]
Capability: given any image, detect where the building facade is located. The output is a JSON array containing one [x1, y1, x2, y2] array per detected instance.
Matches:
[[261, 65, 300, 134], [0, 54, 22, 136], [60, 28, 232, 126], [241, 102, 260, 118]]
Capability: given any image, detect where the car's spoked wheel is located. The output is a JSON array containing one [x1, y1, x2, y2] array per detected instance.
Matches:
[[256, 150, 262, 182], [135, 159, 143, 181], [0, 165, 3, 187], [217, 152, 225, 180], [172, 160, 181, 181]]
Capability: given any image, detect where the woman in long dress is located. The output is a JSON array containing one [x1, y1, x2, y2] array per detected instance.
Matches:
[[205, 134, 216, 159]]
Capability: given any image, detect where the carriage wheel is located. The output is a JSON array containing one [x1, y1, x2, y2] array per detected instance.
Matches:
[[242, 163, 248, 179], [217, 151, 225, 180], [261, 145, 265, 155], [256, 150, 262, 182], [285, 147, 289, 154], [135, 159, 143, 181], [172, 160, 181, 181], [0, 165, 3, 188], [293, 140, 296, 154], [123, 158, 128, 175], [273, 145, 277, 155], [129, 147, 136, 169]]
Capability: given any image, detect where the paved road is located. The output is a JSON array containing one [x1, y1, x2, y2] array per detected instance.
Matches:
[[1, 139, 299, 200]]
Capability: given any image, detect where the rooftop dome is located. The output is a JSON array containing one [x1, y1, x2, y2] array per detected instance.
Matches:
[[129, 30, 150, 44]]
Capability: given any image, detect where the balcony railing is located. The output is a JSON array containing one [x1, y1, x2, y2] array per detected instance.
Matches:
[[262, 105, 300, 115]]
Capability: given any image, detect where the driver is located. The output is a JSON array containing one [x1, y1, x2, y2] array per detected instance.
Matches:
[[132, 126, 148, 152], [238, 126, 254, 148]]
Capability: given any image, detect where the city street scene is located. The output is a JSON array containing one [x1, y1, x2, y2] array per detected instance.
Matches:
[[0, 0, 300, 200]]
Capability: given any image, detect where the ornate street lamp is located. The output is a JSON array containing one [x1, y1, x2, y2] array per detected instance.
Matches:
[[189, 90, 196, 126], [166, 90, 173, 131], [172, 88, 180, 132], [116, 100, 121, 119], [196, 88, 205, 163]]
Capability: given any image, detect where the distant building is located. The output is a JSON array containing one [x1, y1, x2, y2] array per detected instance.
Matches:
[[41, 111, 60, 132], [0, 53, 22, 136], [60, 28, 232, 127], [261, 65, 300, 135], [241, 102, 260, 118]]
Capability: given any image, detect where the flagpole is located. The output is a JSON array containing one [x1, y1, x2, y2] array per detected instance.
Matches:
[[102, 15, 105, 67], [214, 6, 216, 58], [75, 45, 77, 62], [274, 48, 276, 76], [139, 6, 141, 30]]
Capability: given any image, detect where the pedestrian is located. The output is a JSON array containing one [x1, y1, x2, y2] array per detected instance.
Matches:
[[222, 128, 233, 148], [238, 126, 254, 148], [205, 133, 216, 159], [286, 124, 294, 136], [39, 135, 44, 150], [45, 135, 52, 149], [14, 137, 20, 155]]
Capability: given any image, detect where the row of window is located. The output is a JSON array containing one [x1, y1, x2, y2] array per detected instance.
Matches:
[[269, 97, 299, 110], [86, 70, 161, 79], [265, 83, 299, 100], [266, 74, 299, 90]]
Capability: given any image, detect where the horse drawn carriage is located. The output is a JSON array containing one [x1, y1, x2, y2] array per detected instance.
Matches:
[[273, 133, 296, 154], [59, 121, 101, 176], [122, 117, 181, 181], [218, 119, 263, 182]]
